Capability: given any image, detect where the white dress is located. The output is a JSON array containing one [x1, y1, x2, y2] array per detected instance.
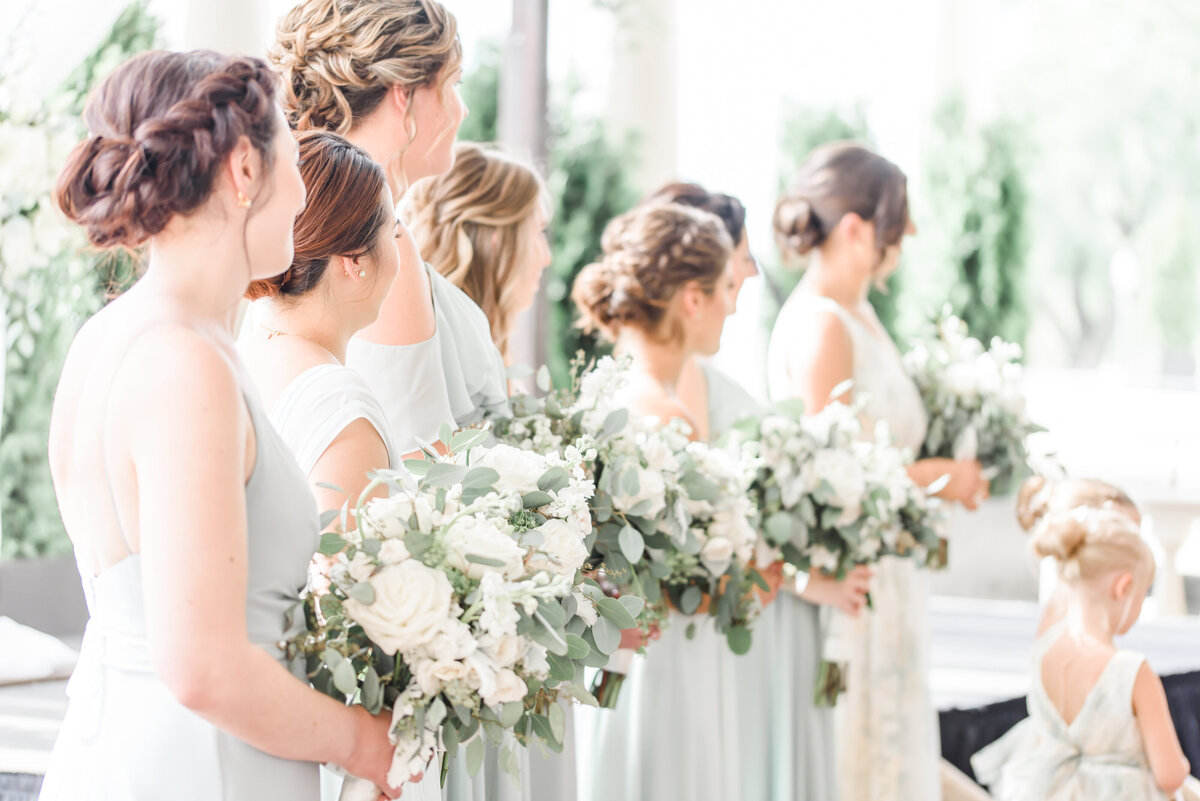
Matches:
[[971, 622, 1165, 800], [266, 362, 442, 801], [345, 266, 510, 455], [767, 291, 939, 801]]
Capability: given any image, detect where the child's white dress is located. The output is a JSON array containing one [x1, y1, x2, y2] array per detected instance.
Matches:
[[972, 621, 1166, 800]]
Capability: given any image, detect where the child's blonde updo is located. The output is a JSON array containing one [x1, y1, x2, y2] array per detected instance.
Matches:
[[1031, 506, 1154, 584], [1016, 475, 1140, 531], [269, 0, 461, 134], [572, 203, 732, 342], [401, 142, 546, 358]]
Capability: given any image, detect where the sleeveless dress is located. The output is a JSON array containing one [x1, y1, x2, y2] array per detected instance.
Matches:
[[346, 266, 510, 455], [343, 270, 525, 801], [705, 363, 839, 801], [265, 362, 442, 801], [971, 623, 1165, 800], [767, 291, 938, 801], [38, 390, 321, 801]]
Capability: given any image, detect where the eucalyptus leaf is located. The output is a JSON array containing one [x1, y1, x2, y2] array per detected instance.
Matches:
[[465, 554, 507, 567], [549, 703, 565, 743], [319, 510, 341, 531], [536, 365, 552, 392], [318, 531, 346, 556], [537, 466, 570, 493], [428, 696, 447, 727], [591, 615, 620, 655], [425, 462, 469, 488], [726, 625, 752, 655], [315, 481, 345, 493], [332, 658, 358, 696], [565, 633, 591, 660], [439, 422, 454, 447], [463, 466, 501, 489], [601, 407, 630, 437], [362, 666, 383, 714], [466, 736, 485, 777], [595, 597, 637, 629], [617, 594, 645, 620], [348, 581, 375, 605], [617, 525, 644, 563], [680, 585, 703, 615], [523, 490, 554, 509], [500, 701, 524, 728]]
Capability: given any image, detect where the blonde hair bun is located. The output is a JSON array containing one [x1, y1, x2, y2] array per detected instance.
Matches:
[[1031, 506, 1151, 583]]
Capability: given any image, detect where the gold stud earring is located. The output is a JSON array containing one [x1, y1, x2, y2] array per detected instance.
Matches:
[[237, 191, 252, 209]]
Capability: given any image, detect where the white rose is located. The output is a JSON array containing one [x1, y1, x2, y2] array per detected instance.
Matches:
[[474, 444, 548, 495], [422, 618, 477, 662], [343, 560, 454, 656], [943, 362, 979, 398], [812, 448, 866, 526], [444, 514, 526, 580], [415, 658, 471, 696], [363, 491, 432, 539], [346, 550, 376, 583], [612, 467, 666, 518], [521, 642, 550, 680], [700, 535, 735, 576], [485, 668, 528, 708], [479, 632, 526, 668], [525, 518, 589, 577], [465, 650, 499, 698], [378, 538, 411, 564]]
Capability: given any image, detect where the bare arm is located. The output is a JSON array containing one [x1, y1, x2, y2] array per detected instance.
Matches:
[[126, 329, 396, 792], [1131, 662, 1190, 794], [782, 310, 854, 413], [357, 221, 435, 347], [310, 417, 391, 515], [908, 458, 988, 510]]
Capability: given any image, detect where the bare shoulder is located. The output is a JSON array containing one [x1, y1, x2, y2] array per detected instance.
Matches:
[[640, 393, 700, 439], [1132, 659, 1166, 707]]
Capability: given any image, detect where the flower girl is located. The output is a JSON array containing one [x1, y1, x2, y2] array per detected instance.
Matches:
[[972, 505, 1191, 799]]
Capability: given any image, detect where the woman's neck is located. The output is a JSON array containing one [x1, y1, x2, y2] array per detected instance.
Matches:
[[799, 247, 872, 307], [140, 225, 253, 334], [615, 328, 690, 396], [347, 119, 410, 201], [255, 297, 352, 363]]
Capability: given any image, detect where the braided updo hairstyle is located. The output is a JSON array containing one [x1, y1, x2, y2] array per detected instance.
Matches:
[[572, 203, 733, 342], [773, 142, 909, 266], [55, 51, 280, 249], [270, 0, 461, 135]]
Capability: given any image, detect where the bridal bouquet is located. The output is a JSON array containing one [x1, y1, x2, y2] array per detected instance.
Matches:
[[494, 356, 766, 707], [904, 309, 1040, 493], [288, 434, 639, 798], [729, 398, 945, 704]]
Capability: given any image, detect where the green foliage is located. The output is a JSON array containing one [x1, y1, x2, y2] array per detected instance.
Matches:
[[456, 41, 500, 145], [906, 94, 1029, 348], [771, 103, 904, 336], [543, 104, 637, 385], [457, 54, 637, 386], [0, 2, 159, 560]]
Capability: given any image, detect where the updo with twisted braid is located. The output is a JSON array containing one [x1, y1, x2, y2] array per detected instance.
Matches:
[[572, 203, 733, 342], [55, 51, 279, 250], [270, 0, 461, 134]]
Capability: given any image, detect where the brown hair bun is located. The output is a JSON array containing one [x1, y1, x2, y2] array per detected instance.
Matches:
[[55, 51, 280, 250]]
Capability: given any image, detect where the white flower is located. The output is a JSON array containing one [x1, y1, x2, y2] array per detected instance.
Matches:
[[487, 668, 528, 708], [611, 466, 666, 518], [421, 618, 477, 662], [479, 573, 521, 638], [699, 535, 735, 576], [378, 538, 411, 564], [808, 545, 838, 573], [479, 632, 527, 668], [474, 444, 548, 495], [346, 550, 376, 583], [812, 448, 866, 526], [521, 641, 550, 680], [443, 514, 526, 580], [525, 518, 589, 577], [363, 491, 432, 538], [343, 560, 454, 656], [415, 658, 471, 696], [943, 362, 979, 398]]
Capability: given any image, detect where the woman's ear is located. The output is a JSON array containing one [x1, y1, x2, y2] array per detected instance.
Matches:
[[335, 254, 365, 281], [839, 212, 870, 249], [225, 135, 259, 207], [679, 280, 706, 318], [389, 84, 411, 117]]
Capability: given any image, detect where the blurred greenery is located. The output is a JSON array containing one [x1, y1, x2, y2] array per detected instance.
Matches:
[[1, 1, 159, 561], [902, 94, 1029, 348], [457, 55, 636, 385]]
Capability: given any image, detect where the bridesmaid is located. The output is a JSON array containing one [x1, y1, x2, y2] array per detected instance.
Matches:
[[42, 51, 396, 800], [648, 182, 870, 801], [401, 142, 550, 365], [239, 129, 436, 801], [271, 0, 509, 457], [768, 142, 988, 801], [271, 5, 524, 799], [572, 202, 750, 801], [400, 142, 572, 799]]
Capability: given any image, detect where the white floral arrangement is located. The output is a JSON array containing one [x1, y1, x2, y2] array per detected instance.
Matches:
[[728, 398, 946, 704], [289, 433, 644, 798], [494, 356, 766, 706], [903, 309, 1041, 493]]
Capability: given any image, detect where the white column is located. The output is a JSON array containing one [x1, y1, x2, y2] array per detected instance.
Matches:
[[167, 0, 274, 55], [604, 0, 678, 195]]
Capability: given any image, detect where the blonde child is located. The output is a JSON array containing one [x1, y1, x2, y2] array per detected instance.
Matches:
[[972, 503, 1191, 799]]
